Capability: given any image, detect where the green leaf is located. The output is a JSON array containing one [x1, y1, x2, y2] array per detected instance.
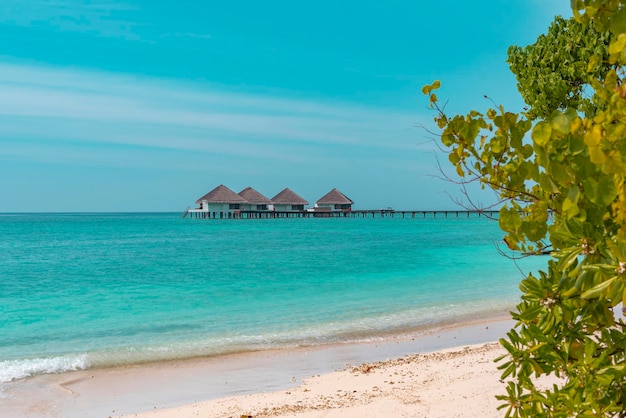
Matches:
[[584, 125, 608, 164], [593, 176, 617, 207], [609, 9, 626, 36], [421, 80, 441, 95], [556, 247, 582, 271], [441, 133, 454, 147], [532, 121, 552, 146], [528, 342, 547, 353], [587, 54, 600, 72], [549, 109, 577, 134], [499, 206, 523, 234], [562, 198, 580, 219], [562, 186, 581, 218], [581, 277, 616, 299], [583, 176, 617, 206], [597, 364, 626, 382]]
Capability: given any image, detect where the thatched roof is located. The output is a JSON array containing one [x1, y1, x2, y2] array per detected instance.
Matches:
[[238, 187, 272, 204], [271, 188, 309, 205], [316, 188, 354, 205], [195, 184, 248, 204]]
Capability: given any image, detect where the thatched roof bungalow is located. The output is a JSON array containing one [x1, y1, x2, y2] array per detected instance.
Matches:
[[195, 184, 247, 212], [271, 188, 309, 211], [315, 188, 354, 212], [238, 187, 272, 211]]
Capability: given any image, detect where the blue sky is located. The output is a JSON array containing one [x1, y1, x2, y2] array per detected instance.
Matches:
[[0, 1, 571, 212]]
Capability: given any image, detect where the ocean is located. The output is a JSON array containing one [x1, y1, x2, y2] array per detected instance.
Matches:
[[0, 212, 546, 388]]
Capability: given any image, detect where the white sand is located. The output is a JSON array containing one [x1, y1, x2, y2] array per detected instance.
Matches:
[[121, 342, 559, 418]]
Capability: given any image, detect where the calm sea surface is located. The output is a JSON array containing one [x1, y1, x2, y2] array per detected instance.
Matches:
[[0, 213, 546, 385]]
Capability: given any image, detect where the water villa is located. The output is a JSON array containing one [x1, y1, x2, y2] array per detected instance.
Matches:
[[239, 187, 272, 211], [186, 185, 352, 219], [315, 188, 354, 212], [270, 188, 309, 212], [184, 184, 498, 219], [194, 184, 248, 213]]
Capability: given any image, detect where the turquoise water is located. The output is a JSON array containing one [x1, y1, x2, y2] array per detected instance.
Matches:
[[0, 213, 545, 384]]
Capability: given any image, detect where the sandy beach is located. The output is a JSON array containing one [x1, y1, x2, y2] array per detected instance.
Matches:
[[118, 319, 563, 418], [123, 342, 516, 418], [3, 318, 563, 418]]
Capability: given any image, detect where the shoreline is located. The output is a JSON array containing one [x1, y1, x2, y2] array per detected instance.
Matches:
[[1, 315, 520, 418]]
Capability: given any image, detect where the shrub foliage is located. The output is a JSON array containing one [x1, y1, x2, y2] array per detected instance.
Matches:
[[424, 2, 626, 416]]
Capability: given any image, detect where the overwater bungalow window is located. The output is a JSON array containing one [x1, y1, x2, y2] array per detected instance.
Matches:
[[229, 204, 241, 210], [256, 204, 268, 210], [334, 204, 351, 210], [291, 205, 304, 211]]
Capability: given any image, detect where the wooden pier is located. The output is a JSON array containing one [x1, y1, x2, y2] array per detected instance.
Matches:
[[183, 209, 500, 219]]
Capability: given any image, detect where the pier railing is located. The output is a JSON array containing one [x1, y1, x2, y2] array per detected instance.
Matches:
[[184, 209, 500, 219]]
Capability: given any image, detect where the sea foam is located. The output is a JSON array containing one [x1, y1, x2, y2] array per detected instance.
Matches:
[[0, 354, 89, 383]]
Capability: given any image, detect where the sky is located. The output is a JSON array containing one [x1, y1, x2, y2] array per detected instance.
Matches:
[[0, 1, 572, 212]]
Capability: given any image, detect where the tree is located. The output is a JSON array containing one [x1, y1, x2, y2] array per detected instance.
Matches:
[[423, 3, 626, 416], [507, 15, 611, 120]]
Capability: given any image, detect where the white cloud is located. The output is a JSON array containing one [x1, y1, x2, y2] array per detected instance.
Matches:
[[0, 61, 432, 168], [0, 60, 455, 212]]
